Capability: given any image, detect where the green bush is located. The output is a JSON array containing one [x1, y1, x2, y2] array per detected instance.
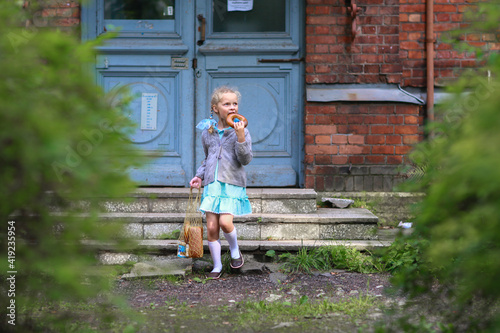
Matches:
[[0, 2, 145, 331], [394, 0, 500, 330]]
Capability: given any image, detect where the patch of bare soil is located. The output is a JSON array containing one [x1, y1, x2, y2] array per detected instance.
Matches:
[[116, 270, 394, 309]]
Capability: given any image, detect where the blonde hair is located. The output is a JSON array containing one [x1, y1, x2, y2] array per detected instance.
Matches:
[[209, 86, 241, 133], [210, 86, 241, 108]]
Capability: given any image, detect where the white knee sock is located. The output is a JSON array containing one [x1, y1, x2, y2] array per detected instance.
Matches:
[[208, 240, 222, 273], [223, 229, 240, 259]]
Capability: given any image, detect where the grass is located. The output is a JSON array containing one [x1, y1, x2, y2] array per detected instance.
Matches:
[[25, 292, 381, 333], [276, 245, 381, 274], [273, 240, 423, 275], [238, 293, 379, 324]]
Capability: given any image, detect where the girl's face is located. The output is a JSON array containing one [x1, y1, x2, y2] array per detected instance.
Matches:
[[212, 92, 239, 128]]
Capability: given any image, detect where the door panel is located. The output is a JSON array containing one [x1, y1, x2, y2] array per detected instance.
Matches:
[[100, 72, 187, 184], [195, 0, 303, 187], [83, 1, 195, 186]]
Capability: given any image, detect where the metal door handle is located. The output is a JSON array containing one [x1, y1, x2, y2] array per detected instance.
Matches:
[[197, 14, 206, 46], [258, 57, 304, 63]]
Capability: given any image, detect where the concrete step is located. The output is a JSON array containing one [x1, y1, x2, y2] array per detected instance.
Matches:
[[98, 187, 318, 214], [91, 239, 393, 265], [102, 208, 379, 241]]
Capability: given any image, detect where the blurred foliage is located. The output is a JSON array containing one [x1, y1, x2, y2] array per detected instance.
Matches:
[[0, 2, 146, 331], [394, 0, 500, 331]]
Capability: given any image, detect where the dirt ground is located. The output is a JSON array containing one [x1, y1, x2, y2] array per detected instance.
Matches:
[[112, 260, 407, 333], [117, 270, 393, 308]]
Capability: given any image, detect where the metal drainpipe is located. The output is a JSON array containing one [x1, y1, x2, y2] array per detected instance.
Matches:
[[426, 0, 435, 122]]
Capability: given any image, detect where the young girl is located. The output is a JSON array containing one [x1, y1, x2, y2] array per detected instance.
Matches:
[[189, 86, 252, 279]]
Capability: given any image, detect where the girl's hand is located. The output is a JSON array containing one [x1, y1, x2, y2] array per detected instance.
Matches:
[[234, 120, 246, 143], [190, 176, 202, 188]]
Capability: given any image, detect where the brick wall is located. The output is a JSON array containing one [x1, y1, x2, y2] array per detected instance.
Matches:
[[305, 103, 424, 191], [30, 1, 80, 32], [306, 0, 482, 87], [306, 0, 402, 85], [304, 0, 483, 192]]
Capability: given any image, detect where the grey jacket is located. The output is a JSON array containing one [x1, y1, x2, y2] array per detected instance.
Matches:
[[195, 127, 252, 187]]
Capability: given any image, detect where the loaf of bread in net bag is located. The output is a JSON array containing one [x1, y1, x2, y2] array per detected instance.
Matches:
[[188, 226, 203, 258]]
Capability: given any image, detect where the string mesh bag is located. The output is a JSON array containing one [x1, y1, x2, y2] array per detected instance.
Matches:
[[177, 187, 204, 258]]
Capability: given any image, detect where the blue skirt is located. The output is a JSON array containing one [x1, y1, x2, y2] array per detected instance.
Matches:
[[200, 180, 252, 216]]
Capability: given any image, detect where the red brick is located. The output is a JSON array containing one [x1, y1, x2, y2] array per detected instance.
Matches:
[[339, 145, 367, 155], [435, 4, 458, 12], [307, 105, 335, 114], [315, 135, 331, 144], [409, 50, 425, 59], [397, 104, 419, 114], [401, 23, 426, 32], [316, 115, 334, 125], [315, 176, 325, 191], [364, 116, 388, 124], [305, 175, 315, 188], [371, 125, 394, 134], [403, 135, 420, 144], [331, 135, 348, 144], [387, 74, 403, 83], [348, 125, 370, 134], [395, 145, 413, 155], [349, 156, 365, 164], [372, 145, 394, 154], [347, 116, 363, 124], [400, 4, 426, 12], [366, 135, 385, 144], [306, 125, 337, 135], [370, 105, 396, 114], [330, 115, 347, 124], [315, 64, 331, 73], [361, 45, 377, 53], [408, 14, 422, 23], [307, 16, 337, 25], [306, 145, 339, 155], [315, 44, 330, 53], [315, 25, 330, 35], [364, 65, 380, 73], [387, 156, 403, 164], [51, 18, 80, 26], [366, 156, 386, 164], [379, 26, 398, 35], [348, 135, 365, 145], [314, 6, 332, 15], [305, 135, 314, 144], [307, 35, 337, 45], [404, 115, 419, 124], [388, 115, 404, 124], [395, 125, 418, 134], [336, 125, 349, 134], [316, 155, 332, 165], [332, 156, 349, 164], [386, 135, 402, 144]]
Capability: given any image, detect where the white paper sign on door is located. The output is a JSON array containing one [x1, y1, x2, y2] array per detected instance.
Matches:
[[141, 93, 158, 130], [228, 0, 253, 12]]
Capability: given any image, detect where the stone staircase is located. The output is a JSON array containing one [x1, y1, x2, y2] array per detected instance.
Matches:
[[93, 188, 390, 264]]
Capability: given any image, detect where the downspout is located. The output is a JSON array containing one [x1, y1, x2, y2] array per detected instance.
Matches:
[[426, 0, 435, 122]]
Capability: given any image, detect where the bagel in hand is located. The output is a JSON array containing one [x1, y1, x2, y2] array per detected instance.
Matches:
[[226, 113, 248, 128]]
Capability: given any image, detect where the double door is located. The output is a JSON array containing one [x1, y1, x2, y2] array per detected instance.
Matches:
[[82, 0, 304, 187]]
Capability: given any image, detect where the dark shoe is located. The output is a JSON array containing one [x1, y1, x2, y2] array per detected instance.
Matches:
[[230, 250, 244, 269], [206, 271, 223, 279]]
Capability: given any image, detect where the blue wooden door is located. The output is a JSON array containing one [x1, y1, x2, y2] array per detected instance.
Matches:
[[82, 0, 304, 187]]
